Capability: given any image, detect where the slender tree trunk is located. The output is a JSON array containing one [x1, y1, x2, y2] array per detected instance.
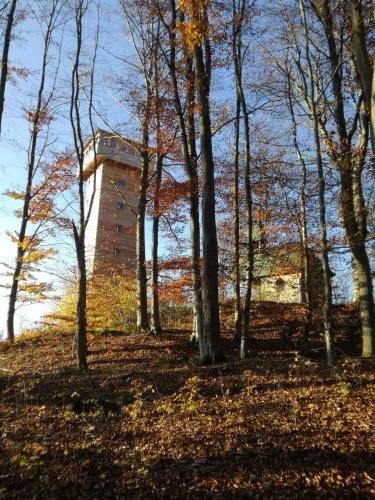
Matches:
[[150, 30, 163, 336], [6, 1, 57, 341], [299, 173, 313, 342], [185, 57, 203, 345], [352, 108, 373, 355], [194, 42, 223, 363], [314, 121, 333, 366], [319, 0, 375, 356], [151, 154, 162, 335], [232, 97, 241, 339], [7, 240, 26, 342], [301, 0, 333, 364], [240, 101, 253, 360], [163, 1, 203, 351], [69, 0, 91, 370], [351, 254, 360, 303], [72, 223, 87, 369], [136, 80, 151, 330], [0, 0, 17, 135], [350, 0, 375, 152], [232, 0, 253, 359], [352, 106, 368, 303], [7, 177, 31, 342], [286, 77, 312, 345]]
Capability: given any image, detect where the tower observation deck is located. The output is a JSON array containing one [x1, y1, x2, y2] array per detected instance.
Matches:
[[83, 129, 141, 276]]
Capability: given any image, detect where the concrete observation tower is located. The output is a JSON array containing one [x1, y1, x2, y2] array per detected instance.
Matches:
[[82, 129, 141, 276]]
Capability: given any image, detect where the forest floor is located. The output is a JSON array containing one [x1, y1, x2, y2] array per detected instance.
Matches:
[[1, 302, 375, 499]]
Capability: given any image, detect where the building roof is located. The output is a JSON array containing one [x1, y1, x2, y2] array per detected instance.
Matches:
[[252, 243, 332, 279], [84, 128, 143, 152], [82, 129, 144, 180]]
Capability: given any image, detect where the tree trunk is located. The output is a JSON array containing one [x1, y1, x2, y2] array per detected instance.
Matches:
[[194, 43, 223, 363], [319, 0, 375, 356], [232, 97, 241, 339], [72, 223, 87, 370], [315, 124, 333, 366], [136, 81, 151, 331], [150, 155, 162, 335], [6, 0, 56, 341], [69, 0, 93, 370], [300, 0, 333, 364], [0, 0, 17, 135], [163, 2, 203, 351], [299, 161, 312, 343], [352, 254, 360, 303], [350, 0, 375, 152], [232, 0, 253, 359], [286, 73, 312, 345], [7, 247, 24, 342]]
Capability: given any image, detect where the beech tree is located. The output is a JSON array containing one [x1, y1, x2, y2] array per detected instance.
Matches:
[[6, 0, 63, 341], [179, 0, 223, 363], [69, 0, 99, 369], [0, 0, 17, 134], [231, 0, 254, 359], [119, 0, 159, 331], [312, 0, 375, 356], [350, 0, 375, 152], [156, 0, 204, 347]]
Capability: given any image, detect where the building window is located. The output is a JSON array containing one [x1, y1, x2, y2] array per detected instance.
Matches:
[[276, 278, 285, 293], [117, 201, 124, 209], [116, 224, 122, 232], [113, 248, 121, 255], [118, 179, 125, 188]]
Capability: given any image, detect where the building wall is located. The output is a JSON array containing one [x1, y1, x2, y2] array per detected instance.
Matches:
[[85, 164, 103, 271], [252, 265, 325, 304], [253, 273, 303, 303], [85, 159, 139, 276]]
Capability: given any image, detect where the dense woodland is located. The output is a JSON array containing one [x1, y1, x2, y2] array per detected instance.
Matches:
[[1, 0, 375, 497]]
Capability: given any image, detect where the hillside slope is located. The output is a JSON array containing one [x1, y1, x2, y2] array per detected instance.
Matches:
[[1, 303, 375, 498]]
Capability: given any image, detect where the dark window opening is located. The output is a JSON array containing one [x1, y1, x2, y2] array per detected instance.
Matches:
[[117, 201, 124, 209], [118, 179, 125, 188], [113, 248, 121, 255], [116, 224, 122, 232], [276, 278, 285, 293]]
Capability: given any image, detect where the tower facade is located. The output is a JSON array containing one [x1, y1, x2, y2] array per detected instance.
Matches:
[[83, 130, 141, 276]]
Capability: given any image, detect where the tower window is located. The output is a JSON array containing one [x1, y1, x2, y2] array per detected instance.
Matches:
[[113, 248, 121, 255], [118, 179, 125, 188], [117, 201, 124, 209], [276, 278, 285, 293], [116, 224, 122, 232]]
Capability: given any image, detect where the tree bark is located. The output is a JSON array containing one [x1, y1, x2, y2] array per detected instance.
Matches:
[[232, 96, 241, 339], [232, 0, 253, 359], [286, 73, 312, 346], [299, 0, 333, 364], [317, 0, 375, 356], [72, 222, 87, 369], [185, 55, 203, 345], [7, 0, 57, 341], [150, 154, 162, 335], [136, 80, 151, 331], [69, 0, 92, 370], [162, 1, 203, 352], [194, 41, 223, 363], [0, 0, 17, 135], [350, 0, 375, 152]]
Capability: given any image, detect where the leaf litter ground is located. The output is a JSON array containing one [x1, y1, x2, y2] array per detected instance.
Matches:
[[1, 302, 375, 499]]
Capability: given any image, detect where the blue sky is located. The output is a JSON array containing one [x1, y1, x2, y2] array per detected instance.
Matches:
[[0, 1, 160, 336], [0, 0, 365, 338]]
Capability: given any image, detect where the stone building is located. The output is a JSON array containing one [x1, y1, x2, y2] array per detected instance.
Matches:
[[83, 129, 141, 276], [252, 244, 329, 304]]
